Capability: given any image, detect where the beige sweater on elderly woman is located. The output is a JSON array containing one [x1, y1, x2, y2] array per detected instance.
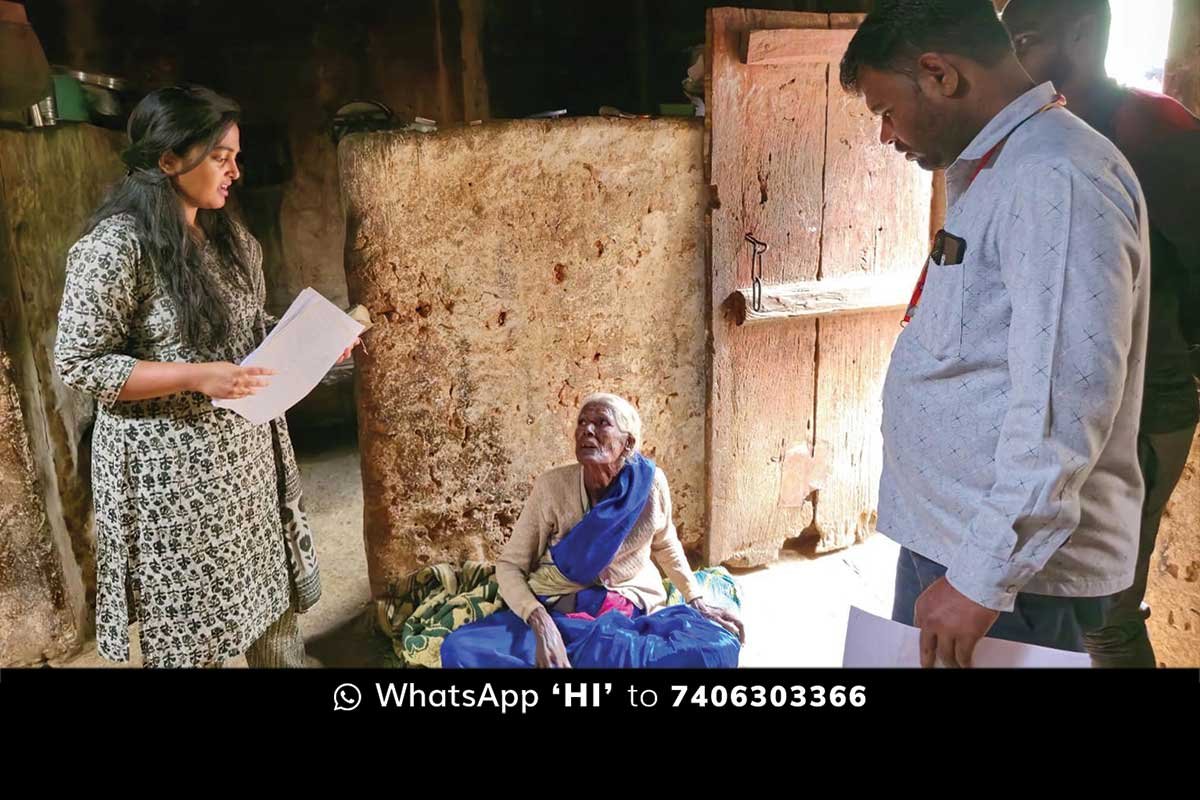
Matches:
[[496, 463, 703, 622]]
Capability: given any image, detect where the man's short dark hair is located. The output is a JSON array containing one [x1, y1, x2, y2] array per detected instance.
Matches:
[[1001, 0, 1112, 35], [840, 0, 1016, 93]]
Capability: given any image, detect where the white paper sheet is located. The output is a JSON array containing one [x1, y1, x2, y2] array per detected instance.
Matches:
[[214, 288, 364, 425], [842, 605, 1092, 668]]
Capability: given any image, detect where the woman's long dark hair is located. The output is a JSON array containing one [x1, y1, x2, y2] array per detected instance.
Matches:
[[85, 85, 253, 347]]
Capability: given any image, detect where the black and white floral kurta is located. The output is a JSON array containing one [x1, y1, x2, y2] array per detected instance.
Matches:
[[55, 213, 292, 667]]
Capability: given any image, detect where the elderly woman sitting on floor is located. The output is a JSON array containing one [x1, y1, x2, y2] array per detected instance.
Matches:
[[442, 393, 745, 668]]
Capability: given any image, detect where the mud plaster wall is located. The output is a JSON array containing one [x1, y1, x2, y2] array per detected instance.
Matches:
[[0, 342, 78, 665], [0, 124, 123, 663], [1146, 430, 1200, 667], [340, 118, 708, 595]]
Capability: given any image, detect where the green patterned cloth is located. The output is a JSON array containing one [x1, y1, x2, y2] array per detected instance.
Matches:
[[376, 561, 505, 668], [378, 562, 742, 667]]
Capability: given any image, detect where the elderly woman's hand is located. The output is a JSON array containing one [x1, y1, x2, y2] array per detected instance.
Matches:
[[689, 598, 746, 643], [529, 607, 572, 668]]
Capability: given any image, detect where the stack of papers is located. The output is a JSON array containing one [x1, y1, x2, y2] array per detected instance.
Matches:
[[215, 288, 365, 425]]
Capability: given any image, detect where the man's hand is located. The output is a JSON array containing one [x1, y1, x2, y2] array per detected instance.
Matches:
[[913, 577, 1001, 668]]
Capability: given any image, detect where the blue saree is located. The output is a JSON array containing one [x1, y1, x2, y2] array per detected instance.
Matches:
[[441, 455, 740, 668]]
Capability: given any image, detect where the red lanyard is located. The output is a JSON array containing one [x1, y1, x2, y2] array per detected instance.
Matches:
[[902, 94, 1066, 326]]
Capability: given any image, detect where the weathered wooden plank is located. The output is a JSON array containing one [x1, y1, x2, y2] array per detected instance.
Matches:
[[706, 8, 830, 567], [829, 13, 868, 29], [726, 271, 914, 325], [1166, 0, 1200, 115], [811, 13, 932, 553], [743, 27, 855, 66], [458, 0, 491, 121]]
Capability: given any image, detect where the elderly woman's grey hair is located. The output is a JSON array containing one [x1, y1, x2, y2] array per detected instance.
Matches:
[[580, 392, 642, 454]]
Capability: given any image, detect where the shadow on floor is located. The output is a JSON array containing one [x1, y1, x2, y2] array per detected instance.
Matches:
[[305, 602, 401, 668]]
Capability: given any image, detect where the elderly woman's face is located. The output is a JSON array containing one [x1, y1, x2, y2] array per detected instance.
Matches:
[[575, 403, 632, 466]]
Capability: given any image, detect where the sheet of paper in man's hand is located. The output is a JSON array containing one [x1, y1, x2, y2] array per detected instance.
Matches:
[[214, 287, 364, 425], [842, 606, 1091, 668]]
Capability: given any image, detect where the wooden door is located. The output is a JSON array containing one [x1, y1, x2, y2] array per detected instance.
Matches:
[[705, 8, 934, 565]]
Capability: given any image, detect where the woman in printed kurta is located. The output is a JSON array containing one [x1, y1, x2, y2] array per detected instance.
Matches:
[[55, 86, 348, 667]]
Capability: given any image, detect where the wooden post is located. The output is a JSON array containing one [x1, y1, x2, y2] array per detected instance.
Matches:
[[1165, 0, 1200, 114], [459, 0, 491, 121]]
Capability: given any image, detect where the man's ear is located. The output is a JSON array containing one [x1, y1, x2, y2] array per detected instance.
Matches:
[[916, 52, 961, 99]]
